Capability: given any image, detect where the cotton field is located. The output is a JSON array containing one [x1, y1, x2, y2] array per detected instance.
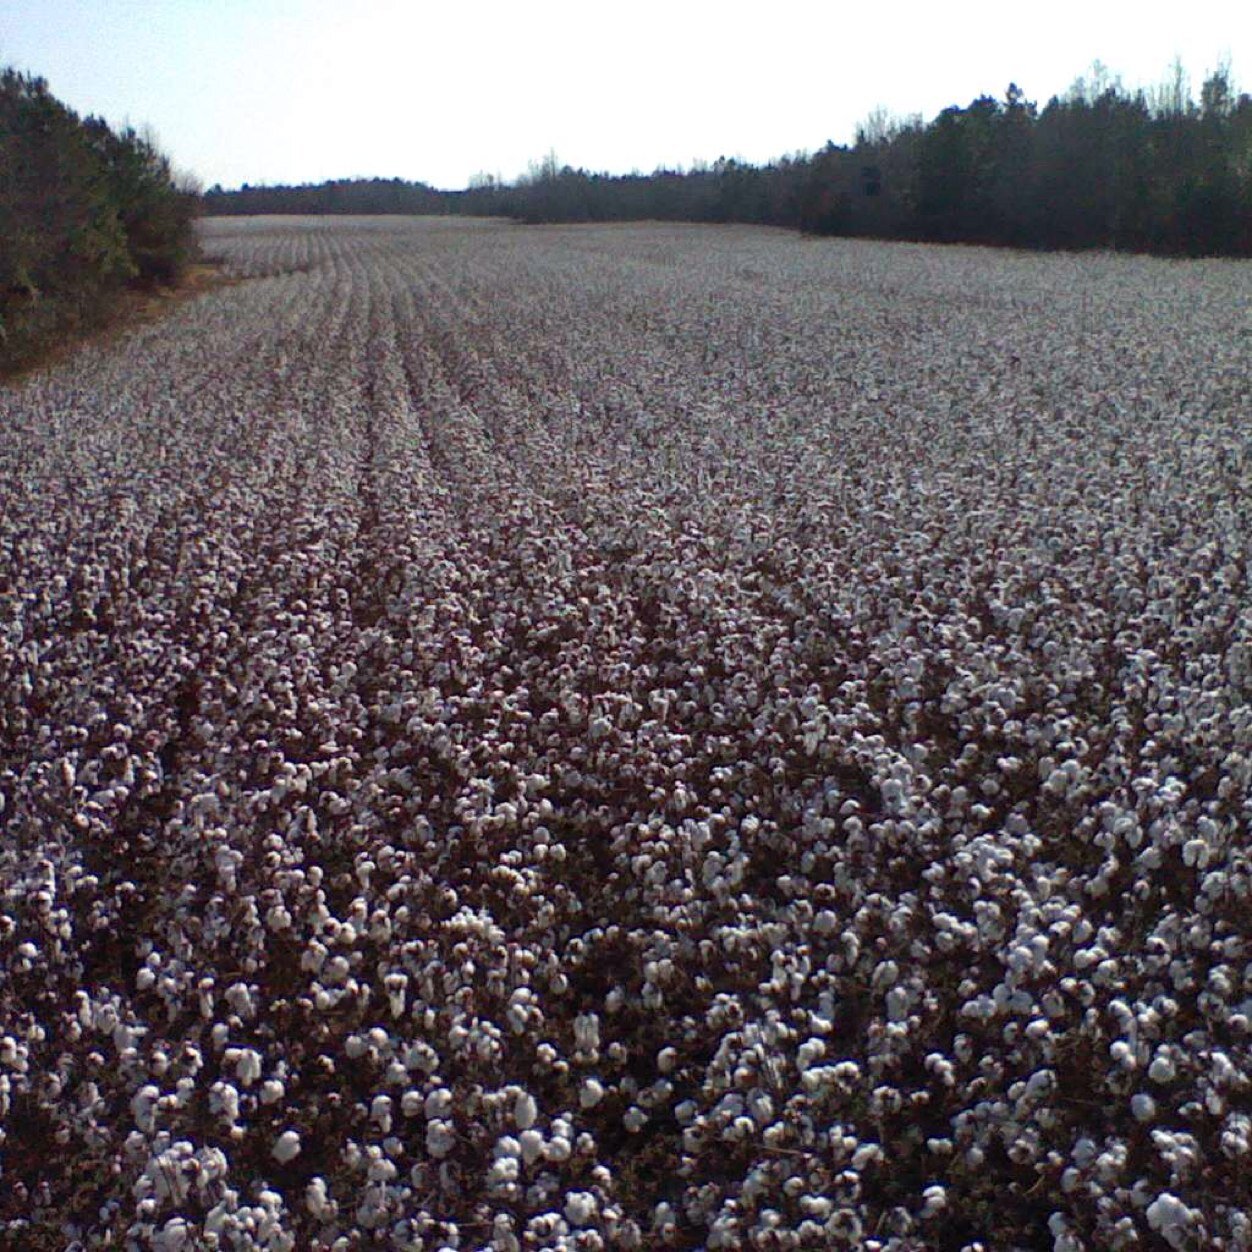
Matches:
[[1, 216, 1250, 1251]]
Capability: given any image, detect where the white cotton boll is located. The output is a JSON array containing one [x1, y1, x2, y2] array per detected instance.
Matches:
[[623, 1106, 648, 1132], [1149, 1054, 1177, 1083], [886, 986, 910, 1022], [1182, 839, 1209, 869], [565, 1192, 598, 1227], [427, 1119, 455, 1158], [225, 983, 254, 1017], [306, 1177, 331, 1218], [747, 1091, 774, 1124], [132, 1084, 160, 1133], [493, 1213, 521, 1252], [514, 1090, 538, 1130], [425, 1088, 453, 1119], [796, 1038, 826, 1072], [488, 1156, 520, 1188], [210, 1081, 240, 1124], [234, 1048, 263, 1087], [519, 1129, 545, 1165], [657, 1046, 678, 1073], [385, 973, 408, 1019], [401, 1090, 423, 1117], [266, 904, 292, 931], [1147, 1192, 1194, 1244], [1110, 1041, 1137, 1069], [272, 1130, 302, 1164], [1048, 1213, 1082, 1252], [580, 1078, 605, 1108], [574, 1013, 601, 1052], [371, 1095, 393, 1132], [367, 1155, 397, 1183], [158, 1217, 190, 1250], [260, 1079, 285, 1105], [1025, 1070, 1054, 1099], [1132, 1094, 1157, 1122]]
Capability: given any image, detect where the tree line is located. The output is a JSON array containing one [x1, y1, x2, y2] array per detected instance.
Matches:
[[204, 64, 1252, 257], [203, 177, 447, 217], [1, 68, 199, 375]]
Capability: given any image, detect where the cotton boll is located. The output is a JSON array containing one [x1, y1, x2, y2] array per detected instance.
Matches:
[[514, 1090, 538, 1130], [565, 1191, 598, 1227], [272, 1130, 302, 1164], [306, 1177, 334, 1218], [519, 1129, 545, 1165], [384, 972, 408, 1019], [1149, 1054, 1177, 1084], [796, 1039, 826, 1072], [574, 1013, 601, 1053], [233, 1048, 263, 1087], [131, 1084, 160, 1133], [371, 1095, 393, 1132], [492, 1213, 521, 1252], [157, 1217, 190, 1250], [1146, 1192, 1196, 1247], [425, 1088, 453, 1119], [623, 1106, 648, 1133], [426, 1120, 455, 1158]]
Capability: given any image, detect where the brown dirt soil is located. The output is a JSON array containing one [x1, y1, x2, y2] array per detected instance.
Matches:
[[2, 259, 242, 384]]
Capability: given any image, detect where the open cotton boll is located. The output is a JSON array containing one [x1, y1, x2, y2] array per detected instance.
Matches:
[[564, 1192, 598, 1227], [4, 215, 1250, 1250], [426, 1120, 456, 1158], [306, 1177, 333, 1219], [519, 1129, 545, 1165], [1147, 1193, 1198, 1248], [156, 1217, 190, 1250], [513, 1090, 538, 1130]]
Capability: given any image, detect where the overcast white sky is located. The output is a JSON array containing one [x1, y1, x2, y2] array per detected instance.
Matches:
[[0, 0, 1245, 190]]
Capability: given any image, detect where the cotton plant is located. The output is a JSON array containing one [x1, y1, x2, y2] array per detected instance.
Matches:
[[0, 216, 1249, 1248]]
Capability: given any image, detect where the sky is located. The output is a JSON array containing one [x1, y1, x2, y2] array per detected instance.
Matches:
[[0, 0, 1245, 191]]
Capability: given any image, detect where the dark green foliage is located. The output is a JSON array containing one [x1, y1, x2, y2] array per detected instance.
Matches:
[[202, 177, 447, 217], [0, 68, 197, 374], [450, 67, 1250, 257], [82, 121, 199, 286]]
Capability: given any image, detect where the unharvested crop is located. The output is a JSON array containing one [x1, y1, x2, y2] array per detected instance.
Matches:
[[1, 217, 1250, 1250]]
